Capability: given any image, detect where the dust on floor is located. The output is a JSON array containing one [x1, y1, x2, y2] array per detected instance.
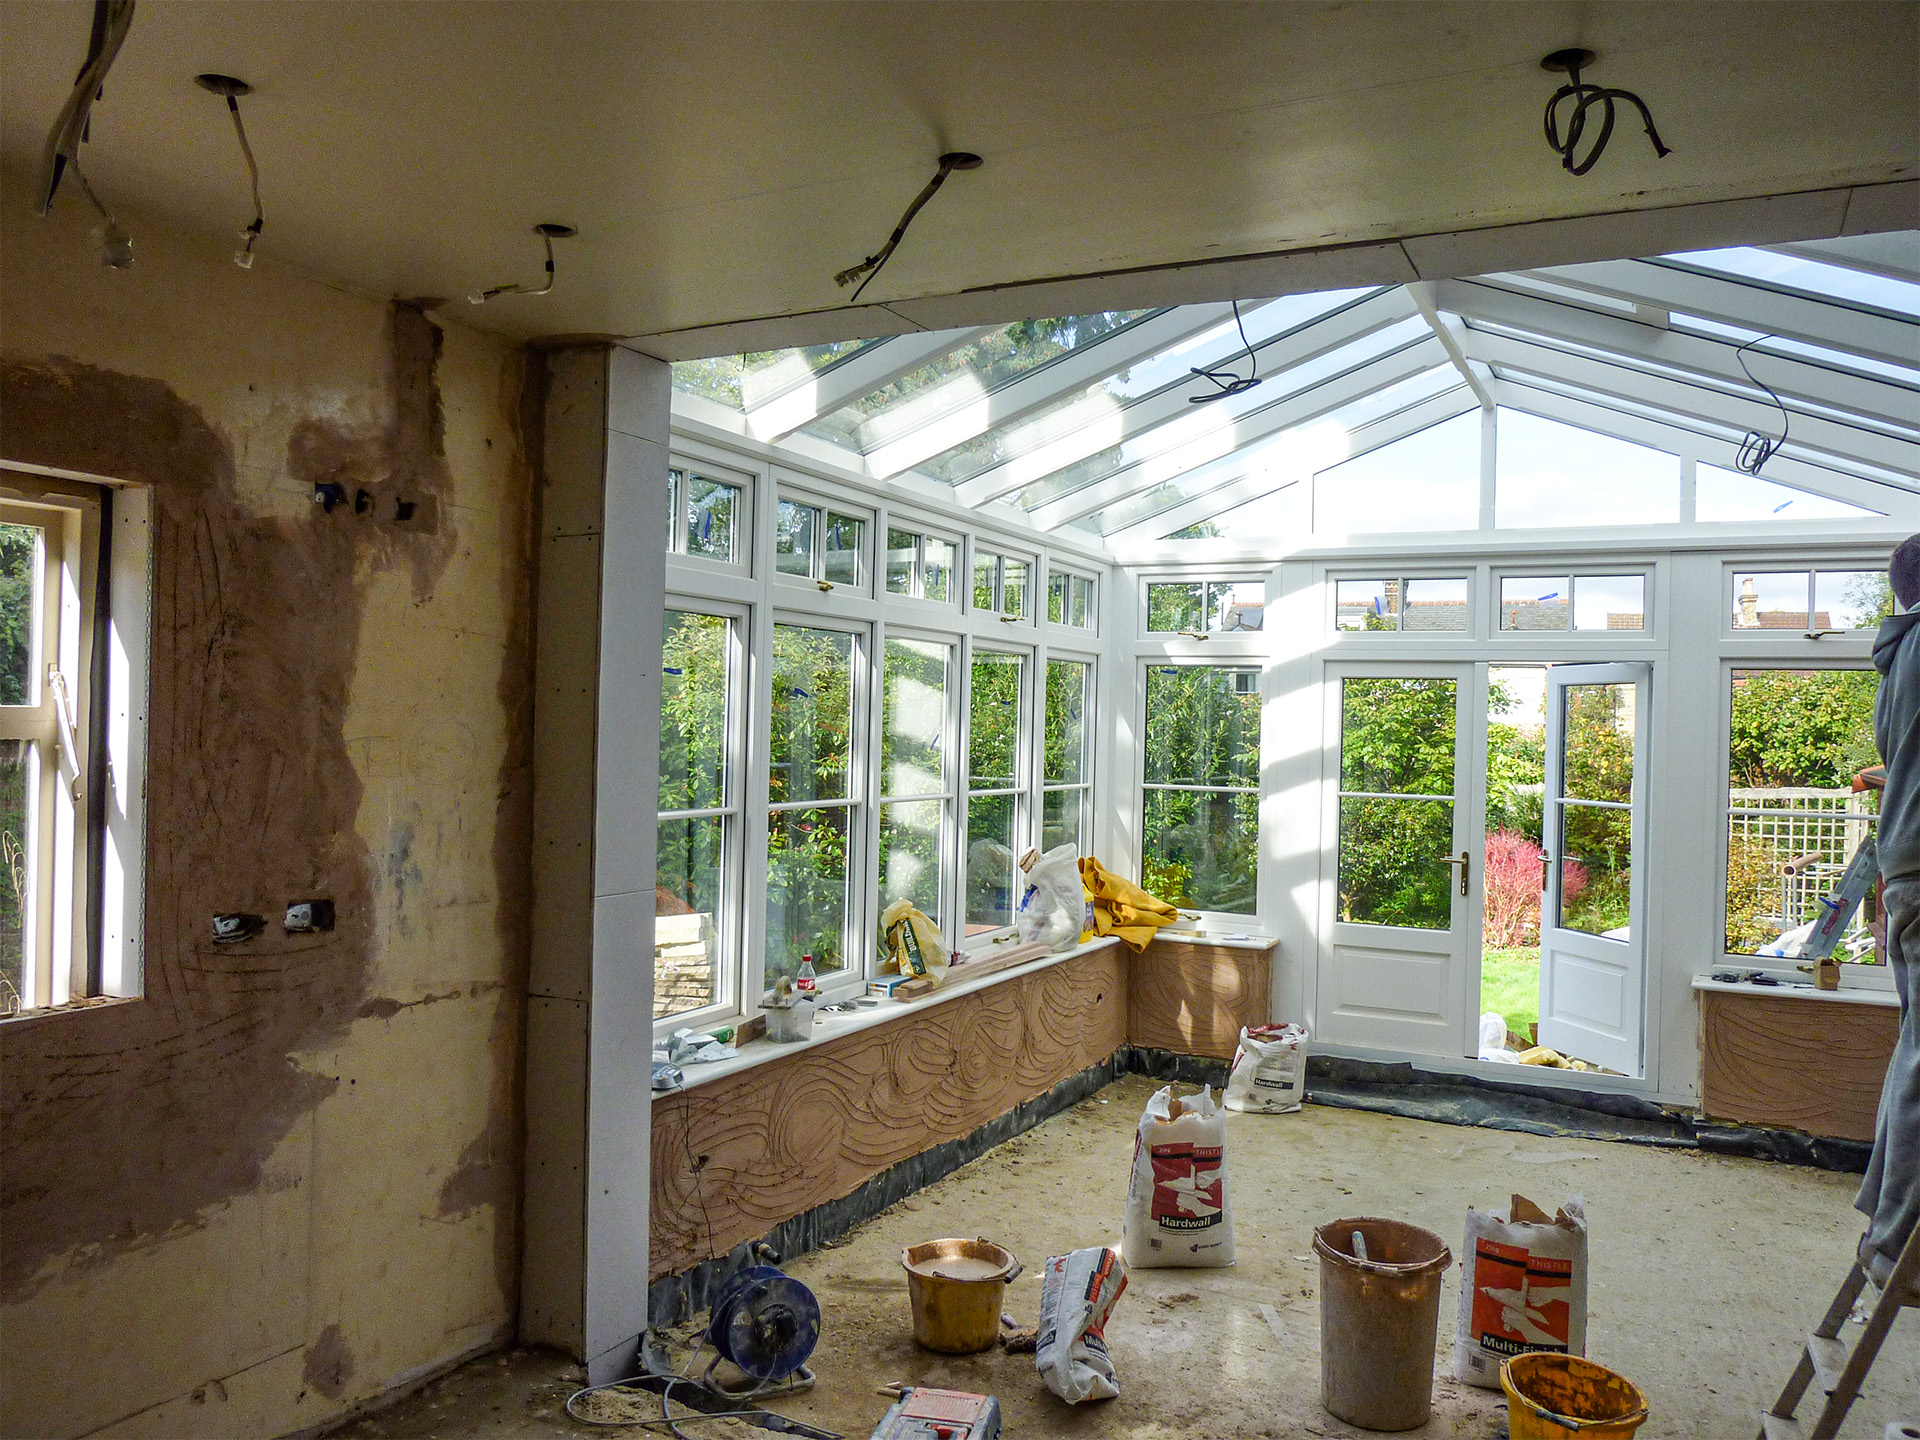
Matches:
[[347, 1074, 1918, 1439]]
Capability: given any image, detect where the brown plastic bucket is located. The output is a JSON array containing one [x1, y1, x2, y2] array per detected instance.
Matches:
[[900, 1238, 1022, 1353], [1314, 1216, 1453, 1432]]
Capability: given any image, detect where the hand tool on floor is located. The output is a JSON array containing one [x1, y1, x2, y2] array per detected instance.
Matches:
[[868, 1388, 1002, 1440]]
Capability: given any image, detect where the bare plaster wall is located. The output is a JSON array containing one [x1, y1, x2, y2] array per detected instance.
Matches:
[[0, 171, 535, 1439]]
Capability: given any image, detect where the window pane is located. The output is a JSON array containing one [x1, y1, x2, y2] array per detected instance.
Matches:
[[964, 792, 1018, 932], [1725, 668, 1880, 958], [655, 816, 724, 1019], [1816, 570, 1892, 630], [0, 525, 39, 705], [1144, 666, 1260, 787], [968, 652, 1023, 790], [766, 805, 850, 980], [1574, 575, 1645, 631], [1146, 582, 1203, 632], [1041, 787, 1088, 854], [770, 625, 853, 803], [1003, 558, 1028, 617], [1495, 409, 1680, 528], [1045, 660, 1089, 786], [924, 538, 955, 603], [1207, 581, 1264, 632], [1338, 796, 1453, 927], [659, 610, 730, 812], [1143, 788, 1257, 915], [666, 469, 681, 552], [886, 528, 917, 595], [1558, 802, 1631, 938], [1696, 463, 1876, 523], [1314, 410, 1482, 535], [1559, 684, 1635, 802], [1404, 578, 1468, 632], [1731, 571, 1811, 630], [1047, 572, 1066, 624], [685, 476, 737, 563], [823, 512, 863, 586], [1071, 576, 1094, 629], [880, 799, 944, 929], [973, 552, 997, 610], [0, 740, 26, 1009], [1500, 576, 1570, 631], [883, 637, 949, 797], [1338, 677, 1456, 796], [1334, 579, 1398, 632], [775, 499, 816, 577]]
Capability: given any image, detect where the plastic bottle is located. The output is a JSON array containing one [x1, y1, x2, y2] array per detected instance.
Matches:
[[796, 954, 817, 994]]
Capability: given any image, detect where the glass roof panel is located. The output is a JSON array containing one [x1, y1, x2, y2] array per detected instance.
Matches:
[[798, 310, 1157, 453], [1695, 463, 1878, 521], [672, 356, 749, 409], [1494, 408, 1680, 528], [1314, 408, 1482, 535], [1662, 247, 1920, 318], [673, 339, 888, 411], [1670, 313, 1920, 387]]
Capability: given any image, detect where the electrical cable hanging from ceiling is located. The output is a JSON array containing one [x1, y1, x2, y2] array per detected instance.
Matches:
[[37, 0, 137, 267], [469, 223, 577, 304], [833, 151, 982, 303], [1540, 48, 1671, 177], [1733, 335, 1792, 475], [1188, 300, 1264, 404], [196, 75, 264, 268]]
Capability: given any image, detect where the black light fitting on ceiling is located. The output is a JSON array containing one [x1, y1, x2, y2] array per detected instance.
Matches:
[[469, 223, 577, 304], [834, 151, 982, 304], [195, 74, 265, 269], [1541, 48, 1672, 177], [1188, 300, 1264, 405]]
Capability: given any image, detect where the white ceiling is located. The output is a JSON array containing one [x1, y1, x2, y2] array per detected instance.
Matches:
[[4, 1, 1916, 352]]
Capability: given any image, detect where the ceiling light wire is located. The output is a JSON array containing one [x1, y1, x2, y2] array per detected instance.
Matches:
[[469, 224, 577, 304], [36, 0, 136, 217], [1733, 335, 1791, 475], [1188, 300, 1264, 404], [66, 155, 131, 268], [834, 151, 982, 304], [1541, 49, 1672, 177]]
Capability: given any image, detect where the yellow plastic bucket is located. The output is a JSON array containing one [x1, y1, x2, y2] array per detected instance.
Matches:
[[900, 1238, 1022, 1354], [1501, 1354, 1649, 1439]]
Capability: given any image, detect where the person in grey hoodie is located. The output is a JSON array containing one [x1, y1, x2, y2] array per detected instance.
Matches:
[[1860, 535, 1920, 1289]]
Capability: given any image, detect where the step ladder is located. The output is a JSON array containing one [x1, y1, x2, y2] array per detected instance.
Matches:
[[1759, 1222, 1920, 1440]]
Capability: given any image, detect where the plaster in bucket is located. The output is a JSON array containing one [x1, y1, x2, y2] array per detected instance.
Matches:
[[1501, 1353, 1649, 1439], [900, 1238, 1022, 1354]]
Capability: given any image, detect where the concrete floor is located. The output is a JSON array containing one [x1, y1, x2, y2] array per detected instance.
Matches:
[[347, 1075, 1919, 1439]]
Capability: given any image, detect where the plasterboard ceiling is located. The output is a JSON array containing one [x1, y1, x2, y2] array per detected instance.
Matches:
[[3, 1, 1915, 353]]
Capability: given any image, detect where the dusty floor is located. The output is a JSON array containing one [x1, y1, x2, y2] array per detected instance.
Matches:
[[348, 1075, 1918, 1439]]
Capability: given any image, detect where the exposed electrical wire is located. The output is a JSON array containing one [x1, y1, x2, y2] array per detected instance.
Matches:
[[1188, 300, 1264, 404], [1541, 48, 1671, 177], [196, 75, 264, 268], [834, 152, 982, 303], [469, 223, 577, 304], [37, 0, 136, 217], [1733, 335, 1792, 475], [67, 156, 131, 268]]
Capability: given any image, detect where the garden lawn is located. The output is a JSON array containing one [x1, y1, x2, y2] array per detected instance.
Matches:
[[1480, 946, 1540, 1038]]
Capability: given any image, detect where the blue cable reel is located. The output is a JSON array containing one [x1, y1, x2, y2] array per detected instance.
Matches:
[[703, 1264, 821, 1396]]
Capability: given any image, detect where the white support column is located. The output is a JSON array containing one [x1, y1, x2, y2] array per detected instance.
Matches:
[[522, 343, 668, 1383]]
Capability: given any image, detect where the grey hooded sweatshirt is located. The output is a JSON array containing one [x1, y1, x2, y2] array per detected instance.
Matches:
[[1858, 609, 1920, 1284]]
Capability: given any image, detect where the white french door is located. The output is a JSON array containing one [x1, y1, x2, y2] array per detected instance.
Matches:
[[1538, 663, 1650, 1076], [1316, 663, 1480, 1057]]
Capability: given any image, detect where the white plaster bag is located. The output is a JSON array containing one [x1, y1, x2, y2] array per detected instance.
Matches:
[[1036, 1246, 1128, 1403], [1452, 1193, 1589, 1388], [1121, 1084, 1235, 1268], [1223, 1023, 1308, 1114], [1017, 843, 1083, 952]]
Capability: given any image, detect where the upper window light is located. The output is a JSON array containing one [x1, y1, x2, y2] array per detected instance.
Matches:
[[972, 550, 1029, 621], [884, 527, 957, 603], [776, 498, 865, 588], [1147, 580, 1264, 634], [801, 312, 1156, 455], [665, 467, 742, 565], [1046, 570, 1097, 630], [1498, 575, 1646, 632], [1494, 410, 1680, 529], [1334, 577, 1469, 633], [1729, 570, 1889, 634]]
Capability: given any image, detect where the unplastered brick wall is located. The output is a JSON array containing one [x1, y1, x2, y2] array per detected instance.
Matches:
[[0, 174, 535, 1440]]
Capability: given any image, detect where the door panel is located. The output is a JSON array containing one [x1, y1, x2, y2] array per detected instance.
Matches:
[[1538, 664, 1649, 1074], [1318, 667, 1476, 1057]]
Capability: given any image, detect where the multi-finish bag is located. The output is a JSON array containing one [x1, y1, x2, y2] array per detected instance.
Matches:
[[1452, 1193, 1589, 1388]]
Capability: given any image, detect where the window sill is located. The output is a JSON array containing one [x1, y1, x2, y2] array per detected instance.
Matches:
[[1151, 927, 1276, 952], [0, 994, 140, 1029], [651, 934, 1124, 1101], [1691, 973, 1900, 1008]]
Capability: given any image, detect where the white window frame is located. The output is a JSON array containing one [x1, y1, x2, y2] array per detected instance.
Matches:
[[653, 596, 748, 1036], [665, 456, 753, 576], [1491, 569, 1653, 637], [1137, 658, 1264, 923], [961, 641, 1033, 947], [772, 483, 873, 596], [1326, 570, 1476, 637], [970, 545, 1035, 627], [1141, 572, 1268, 637], [1041, 651, 1097, 857], [765, 612, 872, 999], [1045, 565, 1099, 632], [882, 523, 962, 607], [877, 628, 962, 954], [1721, 561, 1891, 640]]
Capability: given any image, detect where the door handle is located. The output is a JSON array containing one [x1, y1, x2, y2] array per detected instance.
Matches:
[[1436, 849, 1470, 897]]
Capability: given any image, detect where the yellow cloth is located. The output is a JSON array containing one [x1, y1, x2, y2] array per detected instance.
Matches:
[[1078, 857, 1179, 952]]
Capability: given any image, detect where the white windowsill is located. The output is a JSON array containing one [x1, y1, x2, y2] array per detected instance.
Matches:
[[1692, 973, 1901, 1008], [652, 934, 1125, 1101], [1152, 929, 1278, 952]]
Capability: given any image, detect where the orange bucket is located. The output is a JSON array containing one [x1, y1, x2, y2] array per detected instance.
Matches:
[[1501, 1354, 1649, 1439]]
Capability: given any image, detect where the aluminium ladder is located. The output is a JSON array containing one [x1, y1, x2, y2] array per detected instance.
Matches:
[[1758, 1220, 1920, 1439]]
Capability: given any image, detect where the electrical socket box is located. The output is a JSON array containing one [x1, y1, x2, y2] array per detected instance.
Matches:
[[284, 899, 335, 933], [869, 1389, 1001, 1440], [211, 913, 266, 944]]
